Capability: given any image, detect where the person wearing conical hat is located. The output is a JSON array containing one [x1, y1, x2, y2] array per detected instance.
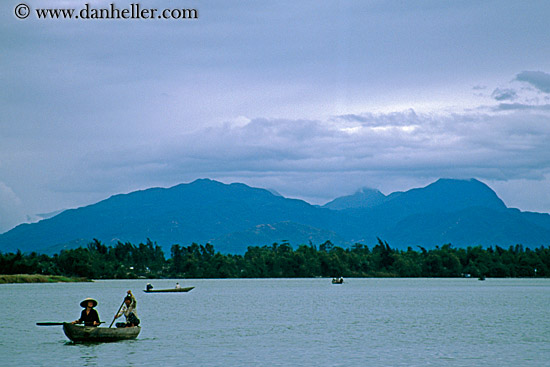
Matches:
[[71, 298, 101, 326]]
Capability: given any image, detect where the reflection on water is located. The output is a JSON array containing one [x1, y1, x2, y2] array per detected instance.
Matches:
[[79, 347, 99, 366], [1, 278, 550, 366]]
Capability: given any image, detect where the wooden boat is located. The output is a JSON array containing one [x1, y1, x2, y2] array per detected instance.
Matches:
[[143, 286, 194, 293], [62, 323, 140, 343]]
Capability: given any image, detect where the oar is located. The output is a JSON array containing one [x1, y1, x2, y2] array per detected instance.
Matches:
[[109, 298, 126, 328], [37, 322, 105, 326]]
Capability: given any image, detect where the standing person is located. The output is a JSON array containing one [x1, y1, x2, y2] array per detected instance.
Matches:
[[175, 282, 181, 289], [115, 290, 140, 327], [72, 298, 101, 326]]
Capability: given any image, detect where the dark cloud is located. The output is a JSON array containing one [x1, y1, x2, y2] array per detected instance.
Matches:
[[333, 110, 421, 127], [494, 103, 550, 111], [491, 88, 517, 101], [516, 71, 550, 93], [48, 107, 549, 209]]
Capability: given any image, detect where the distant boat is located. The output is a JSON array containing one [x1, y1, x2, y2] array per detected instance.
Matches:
[[143, 287, 194, 293], [63, 323, 140, 342], [332, 277, 344, 284], [478, 275, 486, 281]]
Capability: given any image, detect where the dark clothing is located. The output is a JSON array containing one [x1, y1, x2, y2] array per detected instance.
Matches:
[[116, 293, 139, 326], [77, 308, 100, 326], [116, 312, 140, 328], [127, 312, 140, 326]]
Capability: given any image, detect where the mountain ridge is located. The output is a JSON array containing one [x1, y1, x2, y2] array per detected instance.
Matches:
[[1, 178, 549, 254]]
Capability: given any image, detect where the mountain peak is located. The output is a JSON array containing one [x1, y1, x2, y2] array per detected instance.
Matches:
[[324, 178, 506, 213], [323, 187, 386, 210], [414, 178, 507, 211]]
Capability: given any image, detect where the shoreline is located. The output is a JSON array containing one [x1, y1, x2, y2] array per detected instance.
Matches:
[[0, 274, 92, 284]]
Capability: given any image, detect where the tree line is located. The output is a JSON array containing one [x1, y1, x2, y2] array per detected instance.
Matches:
[[1, 238, 549, 279]]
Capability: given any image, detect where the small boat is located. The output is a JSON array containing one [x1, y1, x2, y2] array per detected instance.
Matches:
[[62, 323, 140, 343], [332, 277, 344, 284], [143, 286, 194, 293]]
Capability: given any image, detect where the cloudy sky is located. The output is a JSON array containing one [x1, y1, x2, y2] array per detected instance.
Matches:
[[2, 0, 550, 232]]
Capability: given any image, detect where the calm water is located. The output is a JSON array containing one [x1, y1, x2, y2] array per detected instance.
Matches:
[[1, 278, 549, 366]]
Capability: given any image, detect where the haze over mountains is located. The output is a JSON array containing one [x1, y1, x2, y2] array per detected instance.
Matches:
[[1, 178, 549, 254]]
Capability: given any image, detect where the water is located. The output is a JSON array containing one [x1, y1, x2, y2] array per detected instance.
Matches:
[[1, 278, 549, 366]]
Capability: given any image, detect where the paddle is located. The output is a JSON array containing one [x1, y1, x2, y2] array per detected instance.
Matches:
[[109, 297, 127, 328], [37, 322, 105, 326]]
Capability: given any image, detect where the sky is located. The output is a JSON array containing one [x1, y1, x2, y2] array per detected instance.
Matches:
[[1, 0, 550, 233]]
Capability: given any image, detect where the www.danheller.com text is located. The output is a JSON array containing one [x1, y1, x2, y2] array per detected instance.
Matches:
[[15, 2, 199, 20]]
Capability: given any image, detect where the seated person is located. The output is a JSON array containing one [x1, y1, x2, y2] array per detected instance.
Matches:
[[115, 290, 140, 328], [72, 298, 100, 326]]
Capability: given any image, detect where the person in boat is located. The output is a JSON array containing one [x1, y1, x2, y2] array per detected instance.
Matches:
[[146, 283, 153, 291], [175, 282, 181, 289], [115, 290, 140, 328], [72, 298, 101, 326]]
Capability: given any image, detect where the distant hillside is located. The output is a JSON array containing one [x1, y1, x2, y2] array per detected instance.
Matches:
[[210, 221, 351, 251], [0, 179, 338, 254], [323, 188, 386, 210], [1, 178, 549, 254]]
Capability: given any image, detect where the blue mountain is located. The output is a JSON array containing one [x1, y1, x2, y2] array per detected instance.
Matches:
[[0, 178, 549, 254], [323, 187, 386, 210]]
